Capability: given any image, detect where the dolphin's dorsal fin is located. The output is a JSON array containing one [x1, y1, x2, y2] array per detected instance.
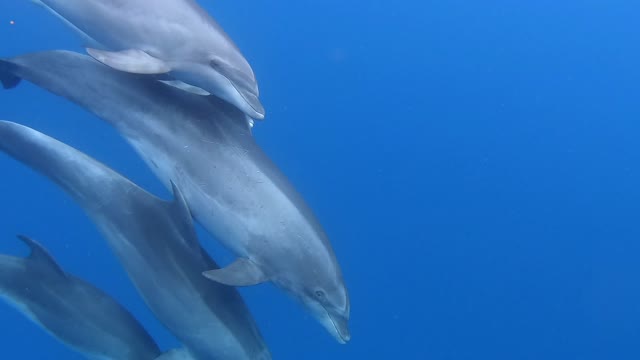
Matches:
[[169, 181, 200, 253], [154, 348, 193, 360], [16, 235, 66, 278], [202, 258, 268, 286], [86, 48, 171, 74]]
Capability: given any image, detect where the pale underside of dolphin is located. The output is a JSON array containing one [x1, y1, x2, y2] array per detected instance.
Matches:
[[0, 50, 350, 343], [31, 0, 265, 119], [0, 120, 271, 360], [0, 234, 169, 360]]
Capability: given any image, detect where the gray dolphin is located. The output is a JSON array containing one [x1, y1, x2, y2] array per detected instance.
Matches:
[[0, 234, 165, 360], [0, 120, 271, 360], [0, 50, 351, 343], [30, 0, 265, 119]]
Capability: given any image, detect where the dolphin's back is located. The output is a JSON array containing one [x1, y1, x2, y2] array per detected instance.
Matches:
[[38, 0, 229, 46], [0, 51, 251, 134], [0, 118, 144, 212], [0, 50, 310, 215], [0, 52, 347, 341], [0, 236, 161, 359], [1, 51, 165, 127]]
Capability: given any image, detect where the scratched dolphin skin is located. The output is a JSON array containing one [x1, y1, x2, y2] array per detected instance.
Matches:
[[30, 0, 265, 119], [0, 120, 271, 360], [0, 235, 163, 360], [0, 51, 351, 343]]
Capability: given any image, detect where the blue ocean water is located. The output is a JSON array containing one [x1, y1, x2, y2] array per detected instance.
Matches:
[[1, 0, 640, 359]]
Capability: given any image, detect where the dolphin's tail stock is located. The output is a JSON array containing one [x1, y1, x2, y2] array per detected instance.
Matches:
[[0, 60, 21, 89]]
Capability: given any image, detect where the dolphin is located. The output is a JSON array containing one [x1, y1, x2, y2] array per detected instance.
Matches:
[[29, 0, 265, 119], [0, 50, 351, 343], [0, 120, 271, 360], [0, 234, 166, 360]]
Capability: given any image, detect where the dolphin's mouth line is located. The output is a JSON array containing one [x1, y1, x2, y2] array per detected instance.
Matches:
[[322, 305, 348, 344], [225, 76, 261, 113], [216, 70, 261, 114]]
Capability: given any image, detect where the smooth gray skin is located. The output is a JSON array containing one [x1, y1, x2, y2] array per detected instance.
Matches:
[[0, 235, 162, 360], [32, 0, 265, 119], [0, 51, 351, 343], [0, 121, 271, 360]]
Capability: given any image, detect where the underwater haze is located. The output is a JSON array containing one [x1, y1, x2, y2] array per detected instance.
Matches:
[[1, 0, 640, 359]]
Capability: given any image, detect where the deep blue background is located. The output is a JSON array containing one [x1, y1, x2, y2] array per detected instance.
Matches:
[[1, 1, 640, 359]]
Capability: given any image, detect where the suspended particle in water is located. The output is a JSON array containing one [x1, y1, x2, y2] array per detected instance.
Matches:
[[9, 20, 15, 25]]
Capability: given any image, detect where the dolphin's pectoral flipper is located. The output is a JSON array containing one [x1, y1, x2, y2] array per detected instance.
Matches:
[[203, 258, 268, 286], [154, 73, 211, 95], [0, 60, 21, 89], [158, 79, 211, 96], [86, 48, 171, 74], [15, 235, 66, 278]]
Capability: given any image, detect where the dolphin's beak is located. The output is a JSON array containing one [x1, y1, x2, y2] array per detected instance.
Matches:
[[233, 87, 265, 119], [325, 309, 351, 344], [212, 61, 265, 119]]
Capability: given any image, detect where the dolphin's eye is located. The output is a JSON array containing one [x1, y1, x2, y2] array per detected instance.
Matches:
[[209, 58, 222, 69], [315, 290, 326, 299]]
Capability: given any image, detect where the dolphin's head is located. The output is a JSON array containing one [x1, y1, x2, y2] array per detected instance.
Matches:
[[207, 54, 264, 119], [172, 52, 265, 120], [298, 275, 351, 344], [273, 244, 351, 344]]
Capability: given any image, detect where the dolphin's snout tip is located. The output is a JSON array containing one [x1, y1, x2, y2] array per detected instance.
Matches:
[[246, 93, 265, 120], [337, 331, 351, 344], [235, 85, 265, 120], [330, 314, 351, 344], [254, 111, 265, 120]]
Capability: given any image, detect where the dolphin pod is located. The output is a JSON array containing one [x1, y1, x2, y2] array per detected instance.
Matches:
[[0, 234, 169, 360], [0, 120, 271, 360], [2, 0, 351, 353], [30, 0, 266, 120], [0, 51, 351, 343]]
